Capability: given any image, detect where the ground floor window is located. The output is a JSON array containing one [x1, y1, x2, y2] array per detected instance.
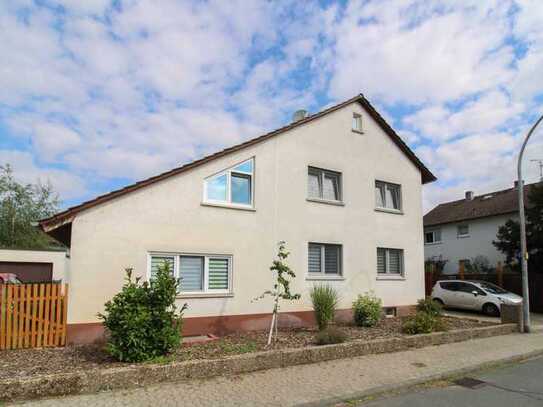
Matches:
[[377, 248, 404, 276], [148, 253, 231, 293], [308, 243, 342, 275]]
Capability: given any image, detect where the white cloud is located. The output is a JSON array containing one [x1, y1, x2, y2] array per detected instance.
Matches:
[[404, 91, 525, 141], [328, 0, 514, 104], [0, 150, 86, 199], [32, 123, 81, 162]]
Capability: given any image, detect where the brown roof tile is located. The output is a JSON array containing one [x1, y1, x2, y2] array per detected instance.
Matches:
[[423, 182, 541, 227]]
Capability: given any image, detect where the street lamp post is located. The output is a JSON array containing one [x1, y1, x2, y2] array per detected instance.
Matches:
[[517, 113, 543, 333]]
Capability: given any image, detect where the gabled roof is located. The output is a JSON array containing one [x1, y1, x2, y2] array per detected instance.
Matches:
[[423, 182, 541, 227], [40, 94, 436, 232]]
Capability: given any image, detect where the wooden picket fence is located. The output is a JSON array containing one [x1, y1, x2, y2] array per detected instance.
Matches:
[[0, 283, 68, 350]]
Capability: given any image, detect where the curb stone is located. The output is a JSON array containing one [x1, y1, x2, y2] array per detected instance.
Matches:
[[0, 324, 517, 402], [298, 348, 543, 407]]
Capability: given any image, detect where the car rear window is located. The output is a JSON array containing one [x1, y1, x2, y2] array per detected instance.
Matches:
[[439, 281, 458, 291]]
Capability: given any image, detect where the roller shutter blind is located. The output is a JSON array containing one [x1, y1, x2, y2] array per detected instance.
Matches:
[[150, 256, 175, 280], [377, 248, 386, 274], [179, 256, 204, 291], [388, 249, 402, 274], [308, 243, 322, 274], [324, 245, 340, 274], [208, 258, 229, 290]]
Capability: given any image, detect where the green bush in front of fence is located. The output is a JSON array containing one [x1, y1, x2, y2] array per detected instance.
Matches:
[[98, 264, 187, 362]]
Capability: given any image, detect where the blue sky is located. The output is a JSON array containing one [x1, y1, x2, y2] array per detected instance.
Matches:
[[1, 0, 543, 211]]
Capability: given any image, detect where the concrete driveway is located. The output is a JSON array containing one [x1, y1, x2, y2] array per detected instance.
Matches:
[[443, 309, 543, 331], [358, 356, 543, 407]]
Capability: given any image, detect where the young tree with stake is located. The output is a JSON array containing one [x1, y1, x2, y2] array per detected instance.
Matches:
[[254, 241, 300, 346]]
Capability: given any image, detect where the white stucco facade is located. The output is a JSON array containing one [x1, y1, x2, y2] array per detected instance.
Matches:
[[55, 101, 428, 325], [424, 214, 516, 274]]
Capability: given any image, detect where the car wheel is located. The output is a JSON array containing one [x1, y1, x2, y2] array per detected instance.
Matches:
[[433, 298, 445, 308], [483, 303, 500, 317]]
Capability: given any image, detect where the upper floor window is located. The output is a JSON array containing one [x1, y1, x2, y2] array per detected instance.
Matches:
[[308, 167, 342, 202], [375, 181, 402, 211], [352, 113, 363, 132], [149, 253, 231, 294], [308, 242, 342, 276], [457, 224, 469, 237], [425, 229, 441, 244], [204, 158, 254, 207]]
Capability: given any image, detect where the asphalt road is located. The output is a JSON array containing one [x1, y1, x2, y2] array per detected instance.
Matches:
[[357, 356, 543, 407]]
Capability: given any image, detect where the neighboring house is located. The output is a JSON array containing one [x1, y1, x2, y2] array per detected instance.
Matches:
[[423, 182, 538, 274], [0, 248, 68, 283], [39, 94, 436, 344]]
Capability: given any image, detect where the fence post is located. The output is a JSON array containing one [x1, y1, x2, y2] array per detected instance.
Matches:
[[459, 260, 465, 280], [497, 261, 504, 287]]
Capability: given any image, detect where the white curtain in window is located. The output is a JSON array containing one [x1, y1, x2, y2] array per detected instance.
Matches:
[[308, 171, 321, 199], [375, 183, 385, 207], [323, 173, 339, 200]]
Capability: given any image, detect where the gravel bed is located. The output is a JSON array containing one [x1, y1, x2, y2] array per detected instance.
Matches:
[[0, 317, 494, 380]]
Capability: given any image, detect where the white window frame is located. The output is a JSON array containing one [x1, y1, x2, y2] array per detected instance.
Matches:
[[457, 224, 469, 238], [147, 252, 233, 295], [352, 112, 363, 133], [377, 247, 404, 277], [424, 229, 442, 245], [307, 242, 343, 276], [375, 180, 402, 212], [203, 158, 254, 209], [307, 167, 343, 203]]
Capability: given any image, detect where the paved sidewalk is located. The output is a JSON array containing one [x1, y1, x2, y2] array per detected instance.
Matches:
[[16, 332, 543, 407]]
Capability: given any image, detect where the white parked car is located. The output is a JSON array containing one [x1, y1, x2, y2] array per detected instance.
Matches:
[[431, 280, 522, 316]]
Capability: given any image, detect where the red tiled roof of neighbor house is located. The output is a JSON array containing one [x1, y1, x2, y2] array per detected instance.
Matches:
[[423, 181, 542, 227], [40, 94, 436, 231]]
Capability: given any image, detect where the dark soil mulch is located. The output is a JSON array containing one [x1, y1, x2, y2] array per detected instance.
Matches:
[[0, 317, 494, 380]]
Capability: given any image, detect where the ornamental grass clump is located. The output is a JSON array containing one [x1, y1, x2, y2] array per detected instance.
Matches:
[[98, 264, 187, 362], [310, 284, 339, 331], [352, 292, 382, 327]]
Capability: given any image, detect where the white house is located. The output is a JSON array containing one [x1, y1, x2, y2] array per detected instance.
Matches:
[[423, 182, 537, 274], [40, 94, 436, 344]]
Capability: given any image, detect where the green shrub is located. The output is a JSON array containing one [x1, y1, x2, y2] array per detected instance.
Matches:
[[416, 297, 443, 318], [352, 292, 382, 327], [310, 284, 339, 331], [98, 265, 187, 362], [314, 327, 347, 345], [402, 312, 446, 335]]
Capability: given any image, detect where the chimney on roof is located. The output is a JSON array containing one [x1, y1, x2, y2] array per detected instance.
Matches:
[[465, 191, 474, 201], [292, 109, 308, 122]]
